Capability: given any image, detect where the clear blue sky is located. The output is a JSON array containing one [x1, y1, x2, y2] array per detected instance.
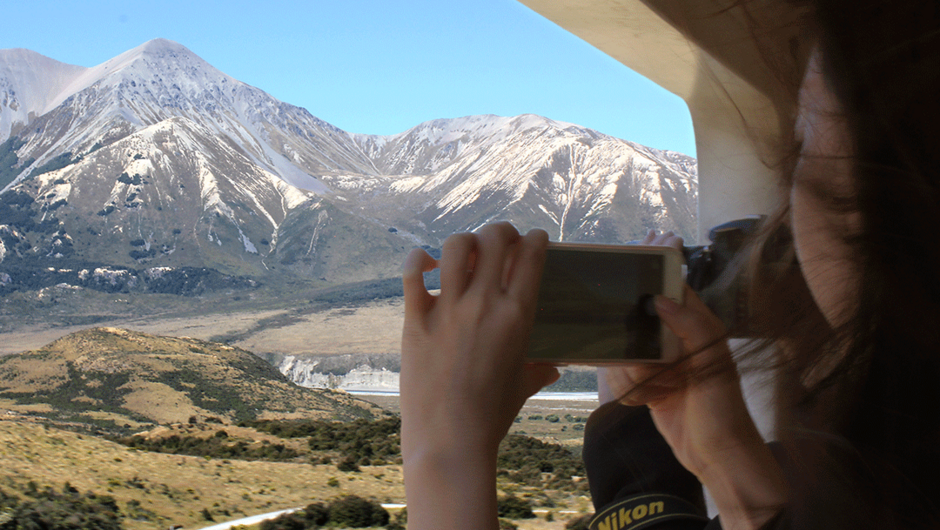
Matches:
[[2, 0, 696, 157]]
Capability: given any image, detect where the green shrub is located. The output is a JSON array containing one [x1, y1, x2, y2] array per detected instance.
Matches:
[[328, 495, 389, 528], [117, 431, 299, 462], [337, 456, 360, 472], [304, 502, 329, 526], [261, 498, 386, 529], [32, 152, 78, 178], [0, 484, 122, 530], [247, 417, 401, 466], [497, 435, 586, 491], [497, 494, 535, 519], [260, 512, 306, 530]]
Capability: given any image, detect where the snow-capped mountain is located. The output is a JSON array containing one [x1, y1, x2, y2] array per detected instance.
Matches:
[[0, 39, 697, 295], [0, 39, 377, 193], [345, 114, 696, 244]]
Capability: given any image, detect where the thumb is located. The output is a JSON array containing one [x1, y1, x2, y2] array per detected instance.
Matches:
[[654, 286, 725, 353], [519, 364, 560, 400]]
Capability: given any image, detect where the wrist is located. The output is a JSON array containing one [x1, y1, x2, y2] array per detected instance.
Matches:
[[403, 448, 499, 530]]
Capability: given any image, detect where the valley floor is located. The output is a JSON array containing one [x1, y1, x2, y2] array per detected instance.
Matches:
[[0, 287, 405, 358], [0, 285, 604, 529]]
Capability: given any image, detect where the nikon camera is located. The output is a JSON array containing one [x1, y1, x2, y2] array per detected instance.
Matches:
[[682, 216, 789, 337]]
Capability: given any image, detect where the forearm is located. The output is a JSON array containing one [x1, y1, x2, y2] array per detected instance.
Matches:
[[404, 448, 500, 530]]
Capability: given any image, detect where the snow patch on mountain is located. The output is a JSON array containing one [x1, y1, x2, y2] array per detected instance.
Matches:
[[0, 48, 86, 141], [279, 356, 400, 392]]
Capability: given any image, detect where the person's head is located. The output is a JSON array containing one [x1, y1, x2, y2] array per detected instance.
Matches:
[[788, 45, 859, 329], [750, 0, 940, 393], [743, 2, 940, 524]]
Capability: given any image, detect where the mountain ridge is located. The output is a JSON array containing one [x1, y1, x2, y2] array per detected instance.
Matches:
[[0, 38, 697, 306]]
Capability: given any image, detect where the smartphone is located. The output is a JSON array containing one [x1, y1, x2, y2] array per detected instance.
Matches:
[[526, 242, 685, 364]]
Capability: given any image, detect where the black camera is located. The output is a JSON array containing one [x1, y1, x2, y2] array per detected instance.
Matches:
[[683, 216, 789, 336]]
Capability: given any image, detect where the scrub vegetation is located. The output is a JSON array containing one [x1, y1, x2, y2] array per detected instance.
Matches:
[[0, 328, 594, 529]]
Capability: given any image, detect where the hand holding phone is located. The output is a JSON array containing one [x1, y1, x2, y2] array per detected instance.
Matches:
[[526, 243, 684, 364]]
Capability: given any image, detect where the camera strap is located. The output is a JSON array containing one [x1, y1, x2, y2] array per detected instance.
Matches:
[[588, 493, 709, 530]]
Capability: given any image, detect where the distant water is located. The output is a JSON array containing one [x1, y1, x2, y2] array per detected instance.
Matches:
[[528, 391, 597, 402], [346, 389, 597, 402], [346, 389, 400, 396]]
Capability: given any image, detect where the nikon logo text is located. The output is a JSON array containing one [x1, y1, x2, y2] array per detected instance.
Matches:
[[595, 501, 665, 530]]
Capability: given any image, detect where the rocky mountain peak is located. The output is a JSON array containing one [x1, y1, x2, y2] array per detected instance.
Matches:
[[134, 37, 194, 56], [0, 39, 697, 301]]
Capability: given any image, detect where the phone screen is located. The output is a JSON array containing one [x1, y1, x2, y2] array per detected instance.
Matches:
[[528, 247, 665, 362]]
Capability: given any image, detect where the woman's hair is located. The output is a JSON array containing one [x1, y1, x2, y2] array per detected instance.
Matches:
[[610, 2, 940, 524], [742, 0, 940, 526]]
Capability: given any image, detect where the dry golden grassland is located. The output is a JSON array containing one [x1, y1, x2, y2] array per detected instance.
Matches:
[[0, 418, 403, 530], [0, 293, 601, 529], [0, 327, 384, 428], [0, 418, 593, 530], [358, 394, 597, 447]]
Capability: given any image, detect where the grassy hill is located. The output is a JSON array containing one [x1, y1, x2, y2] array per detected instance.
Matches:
[[0, 327, 596, 529], [0, 327, 383, 430], [0, 419, 407, 530], [0, 417, 594, 530]]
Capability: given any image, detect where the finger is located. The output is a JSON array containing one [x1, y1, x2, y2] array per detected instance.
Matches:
[[519, 363, 560, 401], [642, 229, 656, 245], [655, 286, 730, 364], [440, 232, 476, 300], [506, 229, 549, 300], [650, 230, 676, 246], [628, 363, 685, 389], [667, 235, 684, 252], [501, 237, 527, 291], [680, 284, 720, 320], [654, 302, 715, 352], [658, 232, 684, 252], [402, 248, 438, 317], [472, 222, 521, 291], [655, 230, 675, 243], [618, 382, 677, 406]]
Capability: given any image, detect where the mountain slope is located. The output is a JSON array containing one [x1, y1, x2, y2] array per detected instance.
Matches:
[[343, 114, 697, 244], [0, 39, 697, 302], [1, 39, 377, 192], [0, 327, 381, 427], [0, 48, 86, 140]]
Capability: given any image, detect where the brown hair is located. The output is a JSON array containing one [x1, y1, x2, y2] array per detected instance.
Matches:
[[741, 1, 940, 526], [612, 2, 940, 525]]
